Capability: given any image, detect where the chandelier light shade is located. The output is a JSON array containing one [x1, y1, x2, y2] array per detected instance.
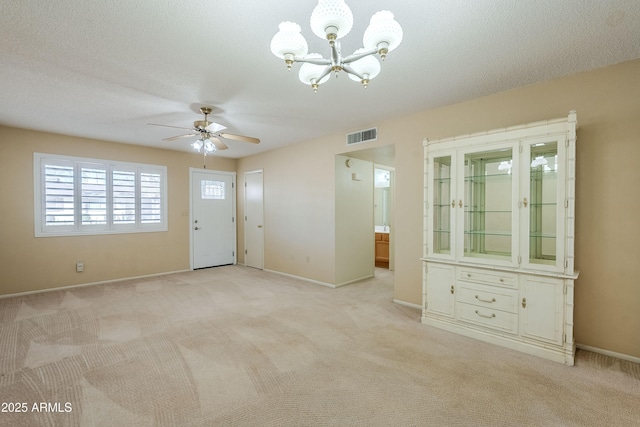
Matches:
[[270, 0, 402, 92], [362, 11, 403, 59], [309, 0, 354, 41], [270, 22, 308, 59], [299, 53, 332, 91], [347, 48, 381, 88]]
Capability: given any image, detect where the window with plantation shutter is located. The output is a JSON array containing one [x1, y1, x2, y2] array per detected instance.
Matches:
[[34, 153, 167, 236]]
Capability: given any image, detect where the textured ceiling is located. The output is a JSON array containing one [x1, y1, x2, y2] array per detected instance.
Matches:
[[1, 1, 639, 158]]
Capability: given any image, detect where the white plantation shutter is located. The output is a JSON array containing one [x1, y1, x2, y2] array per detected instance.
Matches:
[[140, 172, 162, 224], [34, 153, 167, 236], [81, 164, 107, 226], [43, 161, 75, 228], [112, 169, 136, 225]]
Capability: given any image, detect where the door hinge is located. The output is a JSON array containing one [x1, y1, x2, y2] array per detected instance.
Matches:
[[245, 215, 247, 221], [245, 249, 247, 254], [564, 259, 569, 269], [563, 333, 567, 343], [232, 217, 235, 223], [563, 283, 567, 295], [564, 199, 569, 208], [519, 143, 523, 153], [245, 182, 247, 187], [232, 251, 235, 257], [517, 256, 522, 264]]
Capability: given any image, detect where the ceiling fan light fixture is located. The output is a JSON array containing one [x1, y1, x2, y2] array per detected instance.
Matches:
[[203, 139, 216, 153], [192, 139, 204, 151]]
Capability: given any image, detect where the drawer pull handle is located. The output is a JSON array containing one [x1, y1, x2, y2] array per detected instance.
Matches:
[[475, 295, 496, 303], [451, 199, 456, 208], [522, 298, 527, 308], [499, 278, 504, 283], [475, 310, 496, 319], [467, 273, 471, 278]]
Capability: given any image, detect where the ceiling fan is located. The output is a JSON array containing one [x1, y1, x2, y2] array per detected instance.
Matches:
[[149, 107, 260, 153]]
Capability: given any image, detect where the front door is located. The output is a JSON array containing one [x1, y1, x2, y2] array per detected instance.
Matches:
[[191, 169, 236, 269]]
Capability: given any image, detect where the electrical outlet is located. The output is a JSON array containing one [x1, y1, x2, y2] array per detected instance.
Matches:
[[76, 261, 84, 272]]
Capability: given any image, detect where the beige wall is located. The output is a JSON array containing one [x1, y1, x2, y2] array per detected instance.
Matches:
[[237, 59, 640, 358], [335, 155, 374, 285], [0, 127, 236, 294], [1, 59, 638, 358], [236, 139, 336, 284]]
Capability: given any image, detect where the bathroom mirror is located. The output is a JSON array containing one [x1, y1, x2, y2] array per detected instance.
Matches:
[[374, 168, 391, 229]]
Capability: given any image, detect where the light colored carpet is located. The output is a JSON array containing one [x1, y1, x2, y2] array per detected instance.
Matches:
[[0, 265, 638, 426]]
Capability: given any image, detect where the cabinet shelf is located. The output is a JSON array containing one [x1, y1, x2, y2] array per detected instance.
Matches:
[[529, 233, 556, 238], [465, 173, 511, 182], [464, 230, 512, 237], [464, 209, 512, 214]]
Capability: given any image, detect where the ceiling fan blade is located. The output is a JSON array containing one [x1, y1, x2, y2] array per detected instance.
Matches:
[[218, 133, 260, 144], [211, 136, 229, 150], [193, 120, 227, 132], [163, 133, 196, 141], [148, 123, 193, 131]]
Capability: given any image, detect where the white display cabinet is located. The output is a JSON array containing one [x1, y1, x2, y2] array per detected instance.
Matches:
[[422, 111, 578, 365]]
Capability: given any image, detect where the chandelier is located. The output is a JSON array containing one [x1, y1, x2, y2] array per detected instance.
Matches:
[[270, 0, 402, 92]]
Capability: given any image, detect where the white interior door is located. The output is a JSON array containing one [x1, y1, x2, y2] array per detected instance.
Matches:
[[191, 169, 236, 269], [244, 170, 264, 269]]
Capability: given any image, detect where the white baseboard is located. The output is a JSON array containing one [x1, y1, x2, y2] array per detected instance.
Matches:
[[576, 344, 640, 364], [263, 269, 336, 288], [0, 269, 190, 299], [393, 299, 422, 310], [335, 275, 374, 288]]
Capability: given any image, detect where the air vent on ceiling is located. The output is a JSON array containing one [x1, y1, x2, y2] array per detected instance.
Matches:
[[346, 127, 377, 145]]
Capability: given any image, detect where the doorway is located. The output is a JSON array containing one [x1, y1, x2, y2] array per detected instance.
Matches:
[[244, 170, 264, 269], [335, 144, 396, 283], [190, 168, 236, 269]]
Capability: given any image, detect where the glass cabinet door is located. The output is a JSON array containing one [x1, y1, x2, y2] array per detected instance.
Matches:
[[523, 138, 564, 270], [431, 155, 453, 256], [461, 147, 515, 263]]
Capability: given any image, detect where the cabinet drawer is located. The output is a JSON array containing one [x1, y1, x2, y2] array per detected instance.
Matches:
[[457, 283, 518, 313], [457, 302, 518, 334], [458, 268, 517, 288]]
